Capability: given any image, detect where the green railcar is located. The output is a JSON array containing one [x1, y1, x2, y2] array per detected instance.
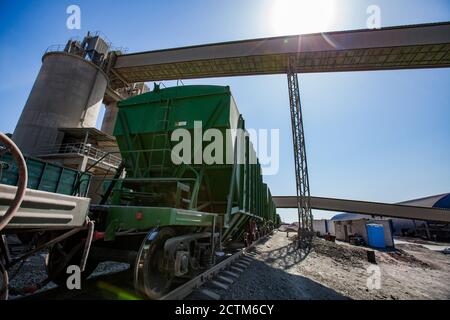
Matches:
[[85, 85, 277, 298], [104, 85, 277, 238]]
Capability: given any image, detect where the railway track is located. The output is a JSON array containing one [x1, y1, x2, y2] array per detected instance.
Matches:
[[17, 233, 272, 300]]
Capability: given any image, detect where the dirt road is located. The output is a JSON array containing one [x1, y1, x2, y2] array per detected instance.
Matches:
[[220, 231, 450, 300]]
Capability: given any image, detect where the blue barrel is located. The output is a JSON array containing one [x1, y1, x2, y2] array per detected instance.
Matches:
[[366, 224, 385, 248]]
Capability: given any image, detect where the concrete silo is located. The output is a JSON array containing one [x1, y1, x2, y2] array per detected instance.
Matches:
[[12, 34, 109, 156]]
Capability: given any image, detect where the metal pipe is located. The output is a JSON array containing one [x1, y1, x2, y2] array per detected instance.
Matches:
[[80, 220, 94, 272], [0, 132, 28, 232]]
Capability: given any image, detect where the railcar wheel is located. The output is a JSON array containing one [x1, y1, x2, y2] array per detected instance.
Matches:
[[134, 228, 176, 299]]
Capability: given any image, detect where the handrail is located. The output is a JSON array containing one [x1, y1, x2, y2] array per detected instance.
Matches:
[[78, 148, 202, 206], [44, 44, 66, 54]]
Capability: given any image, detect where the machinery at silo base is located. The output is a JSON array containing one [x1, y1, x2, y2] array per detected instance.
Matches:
[[0, 84, 281, 300]]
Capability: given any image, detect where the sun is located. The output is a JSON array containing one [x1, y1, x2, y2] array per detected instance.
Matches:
[[271, 0, 336, 35]]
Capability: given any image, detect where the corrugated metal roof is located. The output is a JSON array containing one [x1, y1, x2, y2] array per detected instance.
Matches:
[[397, 193, 450, 209], [331, 213, 371, 221]]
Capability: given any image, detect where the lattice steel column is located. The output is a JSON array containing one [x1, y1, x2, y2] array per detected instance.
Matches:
[[287, 63, 313, 244]]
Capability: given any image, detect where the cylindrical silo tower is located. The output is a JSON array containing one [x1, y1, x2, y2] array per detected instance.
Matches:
[[12, 36, 109, 156]]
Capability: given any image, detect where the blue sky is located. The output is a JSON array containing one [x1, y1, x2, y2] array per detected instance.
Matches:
[[1, 0, 449, 222]]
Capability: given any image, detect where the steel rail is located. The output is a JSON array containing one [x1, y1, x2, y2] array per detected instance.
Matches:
[[273, 195, 450, 223], [160, 232, 272, 300]]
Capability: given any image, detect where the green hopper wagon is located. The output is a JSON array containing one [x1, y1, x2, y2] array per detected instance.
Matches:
[[85, 85, 279, 298]]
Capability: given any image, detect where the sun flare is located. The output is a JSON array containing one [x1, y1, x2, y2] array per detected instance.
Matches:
[[271, 0, 336, 35]]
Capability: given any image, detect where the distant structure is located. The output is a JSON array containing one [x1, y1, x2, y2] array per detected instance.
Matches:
[[11, 32, 149, 203], [13, 33, 110, 156], [331, 193, 450, 241]]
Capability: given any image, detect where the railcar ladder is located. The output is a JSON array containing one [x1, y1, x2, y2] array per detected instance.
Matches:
[[287, 62, 313, 245], [147, 99, 171, 176]]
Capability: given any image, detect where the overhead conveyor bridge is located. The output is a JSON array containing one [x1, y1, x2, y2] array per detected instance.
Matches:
[[109, 22, 450, 86], [273, 196, 450, 223]]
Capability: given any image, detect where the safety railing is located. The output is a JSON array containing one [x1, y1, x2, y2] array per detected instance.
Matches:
[[37, 143, 121, 168]]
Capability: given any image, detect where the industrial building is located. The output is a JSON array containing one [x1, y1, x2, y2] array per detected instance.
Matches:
[[312, 219, 335, 236], [313, 217, 394, 249], [9, 33, 150, 204], [327, 193, 450, 242], [1, 21, 450, 301], [311, 193, 450, 248], [333, 217, 394, 248]]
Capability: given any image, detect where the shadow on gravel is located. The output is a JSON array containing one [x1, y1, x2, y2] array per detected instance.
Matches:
[[253, 240, 311, 269], [215, 257, 350, 300]]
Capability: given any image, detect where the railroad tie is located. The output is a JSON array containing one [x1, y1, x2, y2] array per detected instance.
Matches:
[[223, 270, 240, 278], [234, 262, 248, 269], [231, 266, 244, 273], [199, 289, 221, 300], [217, 275, 234, 284], [210, 280, 229, 290]]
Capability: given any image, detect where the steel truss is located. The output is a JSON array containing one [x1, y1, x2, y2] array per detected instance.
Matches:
[[287, 63, 314, 244]]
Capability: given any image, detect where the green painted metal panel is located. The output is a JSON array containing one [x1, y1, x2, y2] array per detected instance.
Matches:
[[0, 153, 90, 196], [115, 85, 232, 135], [104, 205, 216, 240], [107, 84, 277, 241]]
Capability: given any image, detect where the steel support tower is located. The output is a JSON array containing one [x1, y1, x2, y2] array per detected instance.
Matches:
[[287, 64, 313, 244]]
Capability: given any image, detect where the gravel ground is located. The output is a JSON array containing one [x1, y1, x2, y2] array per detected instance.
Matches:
[[217, 231, 450, 300], [5, 231, 450, 300], [7, 249, 129, 299]]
